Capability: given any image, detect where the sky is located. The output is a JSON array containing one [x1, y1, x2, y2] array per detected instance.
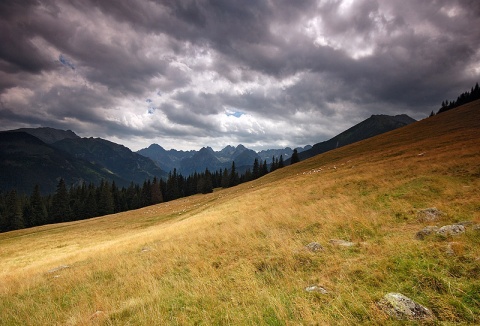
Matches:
[[1, 0, 479, 151]]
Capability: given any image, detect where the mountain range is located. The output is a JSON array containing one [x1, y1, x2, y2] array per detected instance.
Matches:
[[137, 143, 313, 175], [0, 113, 415, 194], [138, 114, 416, 173], [0, 128, 167, 194]]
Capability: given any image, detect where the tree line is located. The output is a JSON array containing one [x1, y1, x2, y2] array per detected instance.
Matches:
[[433, 82, 480, 115], [0, 154, 293, 233]]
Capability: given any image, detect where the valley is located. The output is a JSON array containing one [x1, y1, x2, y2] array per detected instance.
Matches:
[[0, 101, 478, 324]]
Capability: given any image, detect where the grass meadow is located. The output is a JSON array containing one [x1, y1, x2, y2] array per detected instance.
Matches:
[[1, 101, 479, 325]]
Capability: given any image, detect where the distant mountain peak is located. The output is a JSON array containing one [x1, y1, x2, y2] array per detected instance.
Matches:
[[298, 113, 416, 161], [199, 146, 215, 153], [13, 127, 80, 144]]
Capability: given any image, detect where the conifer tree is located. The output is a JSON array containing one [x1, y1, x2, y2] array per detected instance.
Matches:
[[28, 184, 47, 227], [151, 177, 163, 204], [0, 211, 5, 233], [98, 179, 114, 216], [252, 158, 260, 179], [0, 194, 6, 232], [221, 168, 230, 188], [5, 190, 24, 230], [197, 169, 213, 194], [50, 178, 71, 223], [229, 161, 239, 187], [261, 160, 268, 176], [291, 149, 300, 164], [84, 183, 98, 218], [141, 180, 152, 207], [270, 156, 276, 172]]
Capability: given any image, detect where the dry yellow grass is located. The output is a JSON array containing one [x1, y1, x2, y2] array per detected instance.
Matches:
[[1, 101, 479, 325]]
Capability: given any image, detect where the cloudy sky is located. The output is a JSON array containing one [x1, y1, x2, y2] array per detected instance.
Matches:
[[1, 0, 479, 151]]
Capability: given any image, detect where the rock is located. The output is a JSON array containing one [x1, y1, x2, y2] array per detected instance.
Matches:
[[417, 207, 443, 222], [377, 292, 434, 321], [305, 242, 323, 252], [47, 265, 70, 274], [305, 285, 328, 294], [329, 239, 355, 247], [437, 224, 465, 237], [415, 226, 439, 240]]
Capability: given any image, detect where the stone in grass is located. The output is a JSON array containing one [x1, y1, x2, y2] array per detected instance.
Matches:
[[417, 207, 444, 222], [305, 285, 328, 294], [329, 239, 355, 247], [47, 265, 70, 274], [415, 226, 439, 240], [305, 242, 323, 252], [436, 224, 465, 237], [377, 292, 434, 321]]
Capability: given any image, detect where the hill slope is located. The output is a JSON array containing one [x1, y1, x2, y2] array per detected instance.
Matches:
[[0, 101, 479, 324], [298, 113, 416, 161]]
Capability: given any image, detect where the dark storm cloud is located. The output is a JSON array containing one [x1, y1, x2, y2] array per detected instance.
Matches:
[[0, 1, 56, 76], [1, 0, 479, 150]]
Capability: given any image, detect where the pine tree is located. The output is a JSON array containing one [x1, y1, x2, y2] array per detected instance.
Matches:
[[278, 155, 284, 168], [291, 149, 300, 164], [28, 184, 47, 227], [270, 156, 277, 172], [141, 180, 152, 207], [229, 161, 239, 187], [252, 158, 260, 179], [98, 179, 114, 216], [0, 193, 6, 232], [151, 177, 163, 204], [84, 183, 98, 218], [111, 181, 122, 213], [50, 178, 71, 223], [221, 168, 230, 188], [261, 160, 268, 176], [5, 190, 24, 230], [197, 169, 213, 194]]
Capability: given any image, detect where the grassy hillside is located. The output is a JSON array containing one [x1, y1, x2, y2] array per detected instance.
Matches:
[[1, 101, 479, 325]]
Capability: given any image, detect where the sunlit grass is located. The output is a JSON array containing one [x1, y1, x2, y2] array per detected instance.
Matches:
[[1, 101, 479, 324]]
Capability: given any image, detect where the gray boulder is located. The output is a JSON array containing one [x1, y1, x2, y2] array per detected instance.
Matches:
[[305, 285, 328, 294], [415, 226, 439, 240], [377, 292, 434, 321], [417, 207, 444, 222], [437, 224, 465, 237], [305, 242, 323, 252]]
